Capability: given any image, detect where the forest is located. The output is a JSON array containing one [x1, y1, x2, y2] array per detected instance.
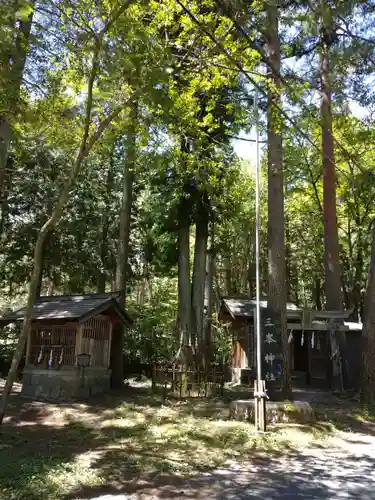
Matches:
[[1, 0, 375, 419]]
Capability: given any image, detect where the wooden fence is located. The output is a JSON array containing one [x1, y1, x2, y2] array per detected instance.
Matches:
[[152, 364, 225, 399]]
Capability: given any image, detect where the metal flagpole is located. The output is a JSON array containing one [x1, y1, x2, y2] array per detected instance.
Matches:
[[254, 75, 266, 432], [255, 82, 261, 384]]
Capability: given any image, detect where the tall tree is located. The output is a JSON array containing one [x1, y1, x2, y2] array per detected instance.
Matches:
[[319, 0, 349, 391], [361, 225, 375, 404], [112, 100, 138, 387], [0, 85, 126, 424], [177, 194, 192, 350], [266, 0, 291, 398], [191, 191, 209, 362], [204, 221, 215, 359], [97, 143, 116, 293], [0, 0, 150, 423], [320, 0, 343, 311]]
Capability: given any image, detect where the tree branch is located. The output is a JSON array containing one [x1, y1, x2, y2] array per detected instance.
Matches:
[[337, 15, 375, 47], [102, 0, 136, 36], [226, 134, 267, 143]]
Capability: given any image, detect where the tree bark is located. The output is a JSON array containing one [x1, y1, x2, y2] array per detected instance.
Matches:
[[112, 100, 137, 388], [204, 221, 215, 363], [191, 195, 209, 363], [320, 10, 343, 311], [47, 267, 56, 296], [98, 151, 115, 293], [266, 0, 291, 399], [115, 107, 136, 293], [35, 235, 48, 298], [320, 1, 347, 390], [0, 49, 125, 423], [285, 216, 292, 301], [178, 198, 192, 348], [360, 226, 375, 404], [351, 234, 364, 322], [138, 261, 152, 306], [314, 276, 322, 310], [224, 256, 232, 296]]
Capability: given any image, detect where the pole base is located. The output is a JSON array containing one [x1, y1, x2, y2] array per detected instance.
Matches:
[[254, 380, 267, 433]]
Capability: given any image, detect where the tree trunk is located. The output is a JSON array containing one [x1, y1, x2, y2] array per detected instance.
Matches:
[[138, 265, 146, 307], [314, 276, 322, 310], [224, 256, 232, 296], [351, 234, 364, 322], [0, 121, 12, 223], [147, 275, 153, 303], [138, 261, 152, 306], [191, 195, 209, 364], [204, 221, 215, 363], [144, 262, 153, 303], [291, 260, 299, 307], [98, 152, 115, 293], [47, 267, 56, 296], [178, 198, 192, 348], [360, 226, 375, 404], [112, 101, 137, 388], [320, 2, 347, 390], [35, 235, 48, 298], [342, 275, 350, 310], [266, 0, 291, 399], [320, 16, 342, 311], [285, 216, 292, 301]]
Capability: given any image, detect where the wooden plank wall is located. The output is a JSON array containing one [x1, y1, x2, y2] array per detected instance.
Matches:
[[232, 320, 250, 368]]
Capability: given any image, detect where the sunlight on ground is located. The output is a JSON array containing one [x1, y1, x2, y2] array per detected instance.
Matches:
[[352, 405, 375, 423], [0, 393, 339, 500]]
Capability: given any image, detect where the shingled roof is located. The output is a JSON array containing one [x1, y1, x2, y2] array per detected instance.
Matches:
[[220, 297, 351, 321], [221, 297, 301, 319], [0, 292, 132, 326]]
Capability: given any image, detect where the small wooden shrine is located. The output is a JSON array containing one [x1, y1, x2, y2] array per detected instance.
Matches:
[[0, 292, 132, 399], [219, 297, 362, 390]]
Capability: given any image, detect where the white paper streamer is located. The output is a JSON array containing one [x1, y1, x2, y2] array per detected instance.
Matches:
[[37, 346, 44, 363], [48, 348, 53, 368]]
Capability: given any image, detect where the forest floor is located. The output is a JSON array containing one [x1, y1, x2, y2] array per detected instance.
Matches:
[[0, 379, 375, 500]]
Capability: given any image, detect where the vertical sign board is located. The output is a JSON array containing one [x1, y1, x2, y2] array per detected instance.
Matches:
[[262, 308, 283, 395]]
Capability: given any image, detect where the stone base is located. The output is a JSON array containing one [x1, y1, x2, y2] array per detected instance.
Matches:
[[229, 399, 315, 424], [231, 368, 242, 385], [22, 367, 111, 400]]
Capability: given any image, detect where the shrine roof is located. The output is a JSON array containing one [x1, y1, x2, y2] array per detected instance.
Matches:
[[0, 292, 132, 326], [220, 297, 352, 322]]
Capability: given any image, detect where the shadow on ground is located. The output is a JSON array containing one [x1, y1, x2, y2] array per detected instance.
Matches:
[[61, 439, 375, 500], [1, 382, 375, 500], [0, 386, 279, 500]]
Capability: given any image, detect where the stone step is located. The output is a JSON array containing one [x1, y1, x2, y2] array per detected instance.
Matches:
[[229, 399, 315, 424]]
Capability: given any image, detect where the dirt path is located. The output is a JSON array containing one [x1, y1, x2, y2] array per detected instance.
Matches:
[[89, 431, 375, 500]]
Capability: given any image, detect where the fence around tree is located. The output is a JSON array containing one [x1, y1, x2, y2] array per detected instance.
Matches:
[[152, 364, 225, 399]]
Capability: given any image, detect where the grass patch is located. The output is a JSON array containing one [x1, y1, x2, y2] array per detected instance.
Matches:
[[352, 404, 375, 423], [0, 393, 334, 500]]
